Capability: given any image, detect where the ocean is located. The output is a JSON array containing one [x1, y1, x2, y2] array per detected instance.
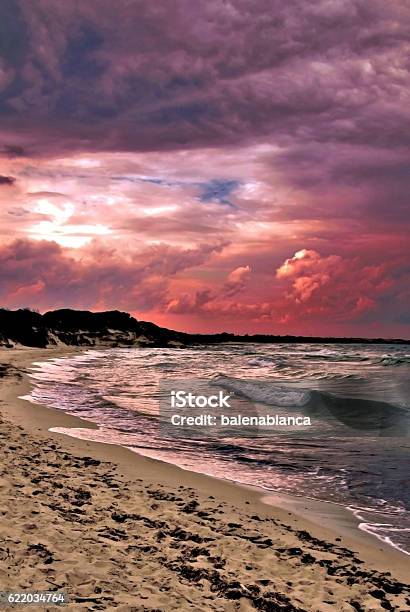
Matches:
[[24, 343, 410, 555]]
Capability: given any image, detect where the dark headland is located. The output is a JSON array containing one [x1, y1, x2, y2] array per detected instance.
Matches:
[[0, 308, 408, 348]]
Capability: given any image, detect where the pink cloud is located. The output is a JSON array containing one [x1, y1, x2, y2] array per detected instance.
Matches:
[[275, 248, 396, 323], [227, 265, 251, 284], [276, 249, 342, 302], [160, 245, 407, 337], [165, 265, 252, 314], [0, 238, 225, 314]]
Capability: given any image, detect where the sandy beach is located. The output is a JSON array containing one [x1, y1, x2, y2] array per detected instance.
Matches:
[[0, 348, 409, 611]]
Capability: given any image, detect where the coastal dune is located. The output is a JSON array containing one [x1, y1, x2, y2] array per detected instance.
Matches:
[[0, 348, 409, 611]]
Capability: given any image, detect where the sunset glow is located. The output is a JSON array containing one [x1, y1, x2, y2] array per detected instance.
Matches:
[[0, 1, 409, 337]]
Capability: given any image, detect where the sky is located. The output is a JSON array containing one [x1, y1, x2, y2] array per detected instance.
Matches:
[[0, 0, 409, 338]]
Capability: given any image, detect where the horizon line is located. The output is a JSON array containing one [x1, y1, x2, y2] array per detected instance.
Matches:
[[1, 306, 409, 344]]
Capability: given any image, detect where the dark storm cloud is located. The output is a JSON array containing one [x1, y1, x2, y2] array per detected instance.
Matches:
[[0, 0, 408, 155], [2, 144, 25, 157], [0, 175, 16, 185], [0, 0, 408, 236]]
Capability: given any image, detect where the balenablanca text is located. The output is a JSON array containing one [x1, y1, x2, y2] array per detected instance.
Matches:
[[170, 414, 311, 427], [221, 415, 311, 426]]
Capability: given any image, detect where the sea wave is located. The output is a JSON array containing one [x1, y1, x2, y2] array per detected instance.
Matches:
[[379, 355, 410, 366], [299, 351, 370, 362], [212, 374, 311, 407], [211, 374, 410, 435]]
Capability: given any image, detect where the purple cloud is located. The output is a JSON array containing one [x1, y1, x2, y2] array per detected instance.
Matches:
[[0, 175, 16, 186]]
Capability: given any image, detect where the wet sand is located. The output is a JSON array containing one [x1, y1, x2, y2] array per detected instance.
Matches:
[[0, 347, 409, 611]]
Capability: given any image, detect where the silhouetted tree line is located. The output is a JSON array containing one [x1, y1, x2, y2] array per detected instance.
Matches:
[[0, 308, 408, 348]]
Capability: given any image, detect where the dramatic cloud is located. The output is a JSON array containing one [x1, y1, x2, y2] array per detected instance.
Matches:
[[275, 249, 408, 328], [0, 238, 226, 313], [0, 1, 409, 337], [0, 1, 408, 154], [276, 250, 342, 302]]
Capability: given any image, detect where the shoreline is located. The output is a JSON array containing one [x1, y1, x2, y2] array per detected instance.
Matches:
[[19, 346, 409, 562], [1, 346, 409, 610], [5, 347, 410, 568]]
